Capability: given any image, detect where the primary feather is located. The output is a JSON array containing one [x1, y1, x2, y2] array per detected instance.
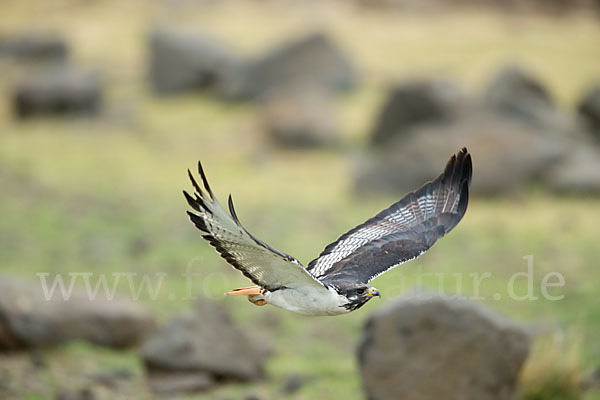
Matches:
[[184, 148, 472, 315], [307, 147, 472, 284], [183, 162, 326, 293]]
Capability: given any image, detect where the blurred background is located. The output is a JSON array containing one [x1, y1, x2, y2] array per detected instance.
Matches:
[[1, 0, 600, 399]]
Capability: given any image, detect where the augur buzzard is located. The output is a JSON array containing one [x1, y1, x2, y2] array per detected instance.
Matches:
[[184, 148, 472, 315]]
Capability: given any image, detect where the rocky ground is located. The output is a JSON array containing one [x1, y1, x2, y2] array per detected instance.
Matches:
[[1, 1, 599, 399]]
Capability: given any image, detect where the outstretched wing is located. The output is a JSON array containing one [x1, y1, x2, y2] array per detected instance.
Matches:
[[307, 147, 472, 285], [184, 163, 327, 293]]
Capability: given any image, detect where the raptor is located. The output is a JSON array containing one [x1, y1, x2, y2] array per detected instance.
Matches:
[[184, 148, 472, 316]]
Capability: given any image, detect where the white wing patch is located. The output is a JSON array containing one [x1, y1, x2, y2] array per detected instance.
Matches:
[[308, 221, 396, 278], [308, 194, 441, 278], [307, 148, 472, 284], [309, 203, 424, 277]]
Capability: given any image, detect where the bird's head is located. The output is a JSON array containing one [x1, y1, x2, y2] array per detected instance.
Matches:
[[336, 283, 381, 311]]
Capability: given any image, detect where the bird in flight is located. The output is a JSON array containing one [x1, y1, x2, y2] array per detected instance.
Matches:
[[184, 148, 472, 316]]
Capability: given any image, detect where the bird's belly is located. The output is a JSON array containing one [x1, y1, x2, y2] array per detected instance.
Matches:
[[265, 288, 349, 316]]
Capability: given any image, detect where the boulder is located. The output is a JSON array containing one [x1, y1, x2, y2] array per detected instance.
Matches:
[[543, 144, 600, 193], [354, 115, 566, 196], [282, 374, 311, 395], [141, 297, 269, 393], [0, 32, 68, 62], [358, 292, 530, 400], [55, 388, 96, 400], [0, 277, 155, 350], [148, 28, 243, 95], [239, 32, 357, 99], [371, 79, 464, 145], [577, 84, 600, 138], [483, 65, 558, 127], [147, 371, 215, 395], [12, 64, 102, 119], [261, 87, 342, 148]]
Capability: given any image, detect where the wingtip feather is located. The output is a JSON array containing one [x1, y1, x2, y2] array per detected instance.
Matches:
[[227, 194, 242, 225], [183, 190, 199, 211], [186, 210, 208, 231], [197, 161, 216, 200], [463, 152, 473, 185], [456, 177, 470, 218], [442, 147, 472, 188], [187, 169, 204, 197]]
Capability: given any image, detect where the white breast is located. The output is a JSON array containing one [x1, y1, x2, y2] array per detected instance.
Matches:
[[265, 286, 350, 316]]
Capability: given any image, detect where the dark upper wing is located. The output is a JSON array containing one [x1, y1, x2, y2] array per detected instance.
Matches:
[[184, 163, 328, 293], [307, 147, 472, 285]]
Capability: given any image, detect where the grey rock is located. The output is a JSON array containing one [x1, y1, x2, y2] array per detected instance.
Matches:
[[147, 371, 215, 394], [13, 64, 102, 119], [261, 87, 342, 148], [484, 65, 558, 127], [371, 79, 464, 145], [543, 143, 600, 194], [577, 84, 600, 138], [141, 297, 269, 384], [88, 368, 134, 389], [0, 277, 155, 350], [355, 115, 566, 196], [148, 27, 243, 95], [55, 388, 95, 400], [358, 292, 530, 400], [239, 32, 357, 99], [282, 374, 310, 394], [0, 32, 68, 62]]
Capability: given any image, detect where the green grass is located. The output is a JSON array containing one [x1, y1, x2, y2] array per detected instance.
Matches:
[[1, 1, 600, 399], [521, 333, 589, 400]]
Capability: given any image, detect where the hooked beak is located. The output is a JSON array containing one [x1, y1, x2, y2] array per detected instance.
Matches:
[[362, 289, 381, 298]]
